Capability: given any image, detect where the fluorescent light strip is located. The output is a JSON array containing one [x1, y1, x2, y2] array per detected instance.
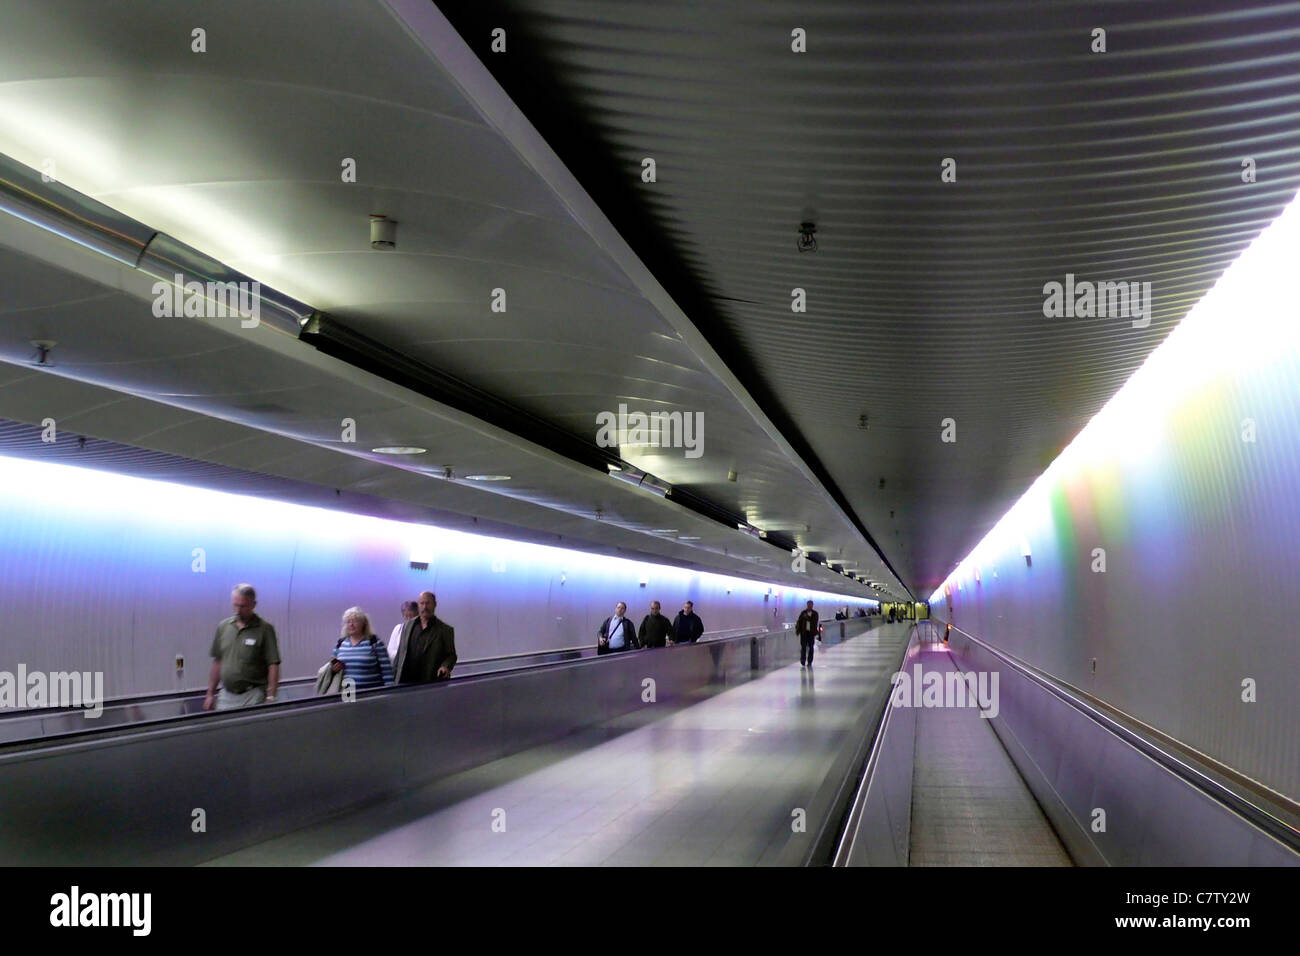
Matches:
[[0, 453, 873, 608], [931, 191, 1300, 601]]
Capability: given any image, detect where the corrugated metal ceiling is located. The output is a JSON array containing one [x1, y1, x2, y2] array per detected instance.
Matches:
[[432, 0, 1300, 591]]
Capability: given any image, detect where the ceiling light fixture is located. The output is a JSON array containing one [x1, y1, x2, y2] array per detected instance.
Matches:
[[608, 463, 671, 498], [372, 446, 426, 455], [0, 154, 313, 336], [370, 214, 397, 250], [30, 339, 56, 367], [465, 474, 511, 481]]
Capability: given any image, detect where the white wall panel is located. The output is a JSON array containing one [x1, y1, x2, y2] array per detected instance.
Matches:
[[0, 454, 871, 699]]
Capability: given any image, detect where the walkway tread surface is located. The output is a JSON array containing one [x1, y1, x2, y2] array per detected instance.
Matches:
[[908, 647, 1073, 867]]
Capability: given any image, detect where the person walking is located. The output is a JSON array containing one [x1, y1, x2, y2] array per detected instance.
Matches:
[[329, 607, 394, 692], [671, 600, 704, 645], [387, 600, 418, 659], [204, 584, 281, 710], [795, 600, 820, 668], [597, 602, 638, 654], [391, 591, 457, 684], [638, 601, 673, 649]]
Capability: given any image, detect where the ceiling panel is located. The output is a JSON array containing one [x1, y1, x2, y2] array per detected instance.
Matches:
[[0, 223, 898, 597], [428, 0, 1300, 591]]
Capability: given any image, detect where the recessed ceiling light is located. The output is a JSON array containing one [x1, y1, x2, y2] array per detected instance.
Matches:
[[651, 529, 678, 533], [372, 446, 426, 455], [464, 474, 511, 481], [679, 535, 702, 540]]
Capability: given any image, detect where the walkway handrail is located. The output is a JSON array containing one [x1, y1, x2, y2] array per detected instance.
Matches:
[[0, 622, 786, 754], [948, 624, 1300, 854], [806, 621, 913, 865], [828, 624, 924, 866]]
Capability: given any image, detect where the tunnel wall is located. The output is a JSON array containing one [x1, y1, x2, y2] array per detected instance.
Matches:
[[0, 453, 872, 700], [933, 197, 1300, 803]]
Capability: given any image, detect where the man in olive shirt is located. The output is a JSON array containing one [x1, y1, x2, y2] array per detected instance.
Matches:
[[204, 584, 281, 710], [392, 591, 457, 684], [638, 600, 673, 649]]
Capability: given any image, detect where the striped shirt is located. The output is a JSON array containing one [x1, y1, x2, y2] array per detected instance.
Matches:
[[333, 636, 394, 691]]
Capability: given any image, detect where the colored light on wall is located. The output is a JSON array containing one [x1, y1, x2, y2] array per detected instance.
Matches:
[[0, 453, 873, 610], [934, 188, 1300, 600]]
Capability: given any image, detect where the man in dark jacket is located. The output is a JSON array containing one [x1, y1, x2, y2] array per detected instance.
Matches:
[[392, 591, 457, 683], [638, 601, 674, 649], [795, 600, 820, 668], [671, 601, 704, 645], [597, 601, 639, 654]]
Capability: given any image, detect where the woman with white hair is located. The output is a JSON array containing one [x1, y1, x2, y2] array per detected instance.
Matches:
[[326, 607, 394, 692]]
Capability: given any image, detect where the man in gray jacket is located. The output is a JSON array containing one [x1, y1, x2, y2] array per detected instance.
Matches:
[[392, 591, 457, 684]]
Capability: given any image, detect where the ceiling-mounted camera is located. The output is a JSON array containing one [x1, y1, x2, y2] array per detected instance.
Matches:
[[796, 221, 817, 253]]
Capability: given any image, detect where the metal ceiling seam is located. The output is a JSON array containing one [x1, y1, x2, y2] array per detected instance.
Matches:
[[0, 194, 595, 482], [378, 0, 907, 595]]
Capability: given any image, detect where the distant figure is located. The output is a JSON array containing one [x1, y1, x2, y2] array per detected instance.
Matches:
[[330, 607, 394, 692], [672, 600, 704, 645], [795, 600, 820, 668], [597, 601, 638, 655], [205, 584, 281, 710], [388, 600, 419, 659], [639, 600, 673, 649], [855, 607, 867, 618], [392, 591, 457, 684]]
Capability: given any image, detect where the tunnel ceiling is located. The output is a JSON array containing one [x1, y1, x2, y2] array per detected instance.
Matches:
[[431, 0, 1300, 593], [2, 2, 1299, 598], [0, 0, 908, 599]]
